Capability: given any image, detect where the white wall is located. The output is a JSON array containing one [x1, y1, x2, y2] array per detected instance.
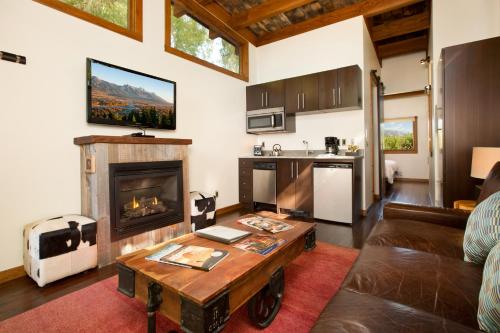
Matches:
[[430, 0, 500, 203], [253, 17, 366, 152], [253, 17, 381, 210], [0, 0, 255, 271], [381, 51, 429, 180]]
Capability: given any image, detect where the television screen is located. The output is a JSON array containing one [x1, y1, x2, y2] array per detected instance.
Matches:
[[87, 58, 176, 130]]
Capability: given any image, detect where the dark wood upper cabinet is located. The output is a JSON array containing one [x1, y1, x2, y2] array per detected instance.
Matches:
[[318, 69, 338, 110], [318, 66, 361, 111], [246, 81, 284, 111], [284, 74, 318, 113], [337, 65, 362, 109], [247, 65, 361, 113]]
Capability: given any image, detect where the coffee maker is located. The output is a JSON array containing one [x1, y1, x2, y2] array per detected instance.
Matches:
[[325, 136, 340, 155]]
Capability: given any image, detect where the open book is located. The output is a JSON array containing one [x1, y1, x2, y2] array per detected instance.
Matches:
[[146, 243, 228, 271]]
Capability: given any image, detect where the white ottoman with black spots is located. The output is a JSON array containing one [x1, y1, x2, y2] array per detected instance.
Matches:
[[190, 191, 216, 231], [23, 215, 97, 287]]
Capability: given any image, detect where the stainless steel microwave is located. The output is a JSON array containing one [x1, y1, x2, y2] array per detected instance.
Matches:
[[247, 107, 294, 134]]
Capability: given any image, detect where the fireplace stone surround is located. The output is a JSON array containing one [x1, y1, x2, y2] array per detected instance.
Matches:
[[74, 135, 192, 267]]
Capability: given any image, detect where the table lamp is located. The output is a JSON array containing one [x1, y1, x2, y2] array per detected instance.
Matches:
[[471, 147, 500, 179]]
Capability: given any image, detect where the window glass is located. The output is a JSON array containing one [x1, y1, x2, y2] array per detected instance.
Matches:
[[60, 0, 129, 28], [382, 117, 417, 153], [171, 8, 240, 74]]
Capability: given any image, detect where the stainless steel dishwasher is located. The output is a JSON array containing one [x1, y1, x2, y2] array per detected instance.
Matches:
[[253, 162, 277, 205]]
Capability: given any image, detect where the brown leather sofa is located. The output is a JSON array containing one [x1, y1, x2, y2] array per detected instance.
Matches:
[[312, 162, 500, 332]]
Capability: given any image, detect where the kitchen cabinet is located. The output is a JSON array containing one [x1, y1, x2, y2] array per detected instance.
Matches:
[[246, 80, 284, 111], [239, 159, 253, 209], [276, 159, 313, 215], [318, 66, 362, 111], [284, 74, 319, 113]]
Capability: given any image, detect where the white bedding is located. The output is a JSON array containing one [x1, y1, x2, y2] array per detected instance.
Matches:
[[385, 159, 399, 184]]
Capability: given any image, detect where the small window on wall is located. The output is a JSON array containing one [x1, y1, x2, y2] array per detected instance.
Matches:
[[382, 117, 418, 154], [34, 0, 143, 41], [166, 0, 249, 81]]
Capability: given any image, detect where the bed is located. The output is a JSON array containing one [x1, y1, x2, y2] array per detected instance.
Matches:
[[385, 159, 399, 184]]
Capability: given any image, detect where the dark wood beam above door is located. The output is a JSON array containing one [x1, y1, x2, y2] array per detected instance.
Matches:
[[255, 0, 425, 46], [377, 35, 428, 58], [371, 11, 430, 41], [230, 0, 316, 30]]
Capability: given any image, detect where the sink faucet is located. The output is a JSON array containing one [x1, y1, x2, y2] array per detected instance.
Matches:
[[303, 140, 309, 156]]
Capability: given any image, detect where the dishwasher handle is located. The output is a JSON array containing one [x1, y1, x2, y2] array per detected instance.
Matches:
[[313, 163, 352, 169]]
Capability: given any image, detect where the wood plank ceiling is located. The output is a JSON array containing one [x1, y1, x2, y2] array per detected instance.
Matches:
[[192, 0, 431, 59]]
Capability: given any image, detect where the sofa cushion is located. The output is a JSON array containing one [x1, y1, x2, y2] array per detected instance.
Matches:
[[341, 245, 483, 328], [478, 242, 500, 332], [463, 191, 500, 264], [366, 218, 464, 258], [312, 290, 480, 333]]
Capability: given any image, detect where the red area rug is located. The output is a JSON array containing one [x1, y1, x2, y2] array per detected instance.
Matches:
[[0, 242, 358, 333]]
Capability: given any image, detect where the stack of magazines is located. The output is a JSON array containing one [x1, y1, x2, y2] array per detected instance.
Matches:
[[146, 243, 228, 271], [233, 234, 286, 255], [238, 215, 294, 233]]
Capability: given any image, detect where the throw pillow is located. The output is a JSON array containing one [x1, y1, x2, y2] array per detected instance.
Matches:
[[478, 242, 500, 332], [463, 191, 500, 264]]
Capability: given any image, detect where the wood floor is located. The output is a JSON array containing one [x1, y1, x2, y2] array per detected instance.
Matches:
[[0, 181, 430, 321]]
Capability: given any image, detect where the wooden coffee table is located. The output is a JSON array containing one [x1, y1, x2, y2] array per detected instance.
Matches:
[[116, 213, 316, 333]]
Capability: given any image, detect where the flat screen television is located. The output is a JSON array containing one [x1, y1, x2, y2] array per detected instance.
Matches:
[[87, 58, 176, 130]]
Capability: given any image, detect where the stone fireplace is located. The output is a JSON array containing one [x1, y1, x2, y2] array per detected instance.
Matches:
[[74, 135, 192, 267]]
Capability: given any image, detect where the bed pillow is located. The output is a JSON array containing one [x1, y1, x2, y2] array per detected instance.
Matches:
[[478, 242, 500, 332], [463, 191, 500, 264]]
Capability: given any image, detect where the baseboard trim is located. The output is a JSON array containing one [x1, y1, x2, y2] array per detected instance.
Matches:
[[394, 178, 429, 183], [0, 265, 26, 284], [216, 203, 243, 217]]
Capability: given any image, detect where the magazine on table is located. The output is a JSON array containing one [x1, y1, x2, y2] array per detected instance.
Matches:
[[238, 215, 294, 234], [146, 243, 228, 271], [233, 234, 286, 255], [195, 225, 251, 244]]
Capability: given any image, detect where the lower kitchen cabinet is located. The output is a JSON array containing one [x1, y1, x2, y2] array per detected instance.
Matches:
[[276, 159, 313, 216]]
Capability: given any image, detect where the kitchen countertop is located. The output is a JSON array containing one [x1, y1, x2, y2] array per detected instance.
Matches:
[[239, 153, 363, 160]]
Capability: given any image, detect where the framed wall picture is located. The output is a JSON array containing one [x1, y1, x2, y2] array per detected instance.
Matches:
[[382, 116, 418, 154]]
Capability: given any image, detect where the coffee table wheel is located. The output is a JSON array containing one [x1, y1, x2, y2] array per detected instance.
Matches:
[[248, 267, 284, 328]]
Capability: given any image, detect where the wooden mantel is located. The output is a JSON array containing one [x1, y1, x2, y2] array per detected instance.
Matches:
[[74, 135, 193, 146]]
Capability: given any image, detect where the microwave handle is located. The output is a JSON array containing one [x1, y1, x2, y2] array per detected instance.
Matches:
[[271, 114, 275, 127]]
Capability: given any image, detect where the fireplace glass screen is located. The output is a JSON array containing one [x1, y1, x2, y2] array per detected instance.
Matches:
[[109, 161, 183, 240]]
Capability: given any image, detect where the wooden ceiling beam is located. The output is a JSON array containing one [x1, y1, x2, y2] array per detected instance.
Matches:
[[255, 0, 424, 46], [230, 0, 316, 30], [377, 35, 427, 58], [199, 1, 258, 45], [371, 11, 430, 41]]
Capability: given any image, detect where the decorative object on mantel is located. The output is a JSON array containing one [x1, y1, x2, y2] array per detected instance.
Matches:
[[23, 215, 97, 287], [0, 51, 26, 65], [74, 135, 192, 267]]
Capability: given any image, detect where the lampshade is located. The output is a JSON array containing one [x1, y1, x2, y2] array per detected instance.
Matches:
[[471, 147, 500, 179]]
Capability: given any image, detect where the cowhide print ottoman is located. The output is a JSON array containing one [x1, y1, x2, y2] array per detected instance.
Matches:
[[190, 191, 216, 231], [23, 215, 97, 287]]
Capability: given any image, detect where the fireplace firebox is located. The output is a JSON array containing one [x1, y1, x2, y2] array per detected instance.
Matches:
[[109, 161, 184, 241]]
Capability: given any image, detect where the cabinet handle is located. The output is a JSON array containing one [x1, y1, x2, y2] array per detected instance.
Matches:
[[332, 88, 336, 106], [265, 91, 268, 107], [302, 93, 305, 109], [296, 161, 299, 179], [297, 93, 300, 110], [338, 87, 342, 105], [291, 161, 294, 179], [261, 92, 264, 107]]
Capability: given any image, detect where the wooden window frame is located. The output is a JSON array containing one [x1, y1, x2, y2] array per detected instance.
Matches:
[[34, 0, 143, 41], [383, 116, 418, 154], [165, 0, 249, 82]]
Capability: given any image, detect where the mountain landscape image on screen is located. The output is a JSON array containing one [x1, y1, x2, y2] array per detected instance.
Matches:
[[90, 76, 174, 129]]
